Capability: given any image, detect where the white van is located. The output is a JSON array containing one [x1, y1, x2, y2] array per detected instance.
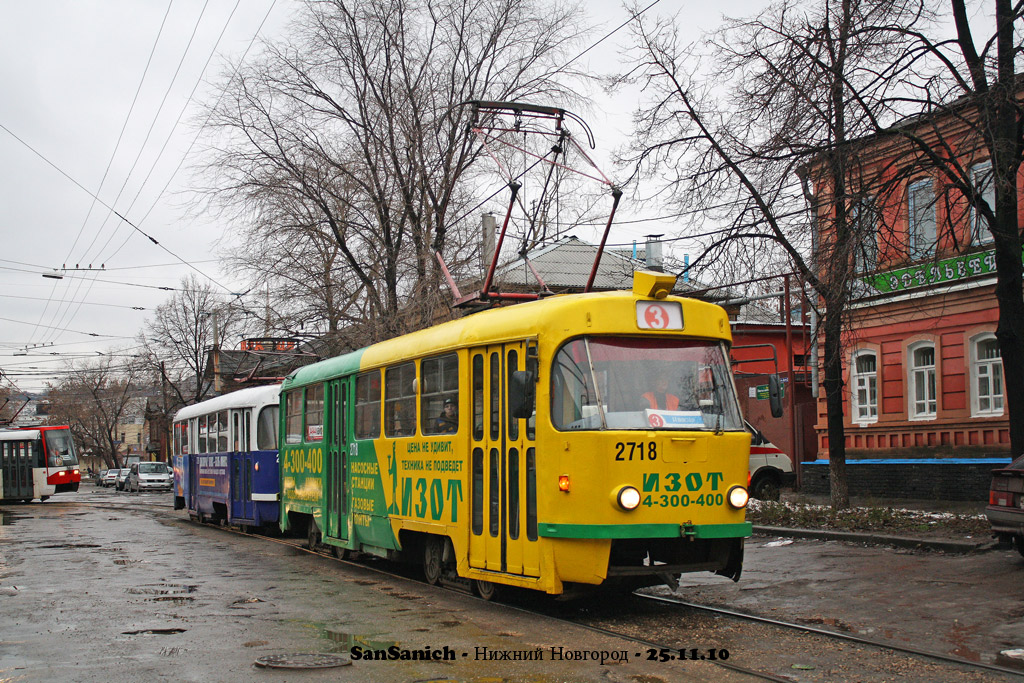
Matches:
[[127, 462, 172, 493], [746, 421, 795, 501]]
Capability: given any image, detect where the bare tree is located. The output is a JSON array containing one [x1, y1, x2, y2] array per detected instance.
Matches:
[[137, 274, 244, 410], [45, 357, 142, 469], [622, 0, 927, 508], [198, 0, 586, 340]]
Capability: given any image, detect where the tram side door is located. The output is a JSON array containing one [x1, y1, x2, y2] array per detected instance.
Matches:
[[327, 379, 350, 543], [468, 342, 540, 578], [230, 409, 254, 521], [2, 441, 34, 500]]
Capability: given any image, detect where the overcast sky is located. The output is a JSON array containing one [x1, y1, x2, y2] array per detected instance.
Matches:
[[0, 0, 755, 394]]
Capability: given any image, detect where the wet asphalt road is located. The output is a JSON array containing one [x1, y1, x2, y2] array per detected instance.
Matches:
[[0, 486, 741, 683], [1, 485, 1022, 681]]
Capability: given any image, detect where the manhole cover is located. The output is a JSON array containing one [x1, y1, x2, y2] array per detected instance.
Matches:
[[254, 653, 352, 669]]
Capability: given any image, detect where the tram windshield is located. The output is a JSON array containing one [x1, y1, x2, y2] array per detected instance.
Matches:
[[551, 336, 743, 432], [44, 429, 79, 466]]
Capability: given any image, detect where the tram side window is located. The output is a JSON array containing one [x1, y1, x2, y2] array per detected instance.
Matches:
[[305, 384, 324, 442], [421, 353, 459, 435], [198, 416, 208, 454], [285, 390, 304, 444], [472, 354, 484, 441], [507, 350, 520, 441], [257, 406, 280, 451], [355, 371, 382, 440], [385, 362, 417, 438], [217, 410, 229, 452], [489, 353, 500, 439]]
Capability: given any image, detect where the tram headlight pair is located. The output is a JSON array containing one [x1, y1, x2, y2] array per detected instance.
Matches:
[[727, 485, 749, 509], [616, 486, 641, 511]]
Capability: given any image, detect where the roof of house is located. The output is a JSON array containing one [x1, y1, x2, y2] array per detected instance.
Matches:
[[487, 235, 703, 294]]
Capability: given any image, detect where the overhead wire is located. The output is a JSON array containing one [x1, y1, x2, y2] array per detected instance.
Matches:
[[35, 0, 222, 346], [29, 0, 175, 347]]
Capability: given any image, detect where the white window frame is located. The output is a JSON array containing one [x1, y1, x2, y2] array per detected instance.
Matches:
[[908, 341, 937, 420], [851, 350, 878, 424], [970, 333, 1004, 417], [969, 161, 995, 245], [908, 178, 936, 260]]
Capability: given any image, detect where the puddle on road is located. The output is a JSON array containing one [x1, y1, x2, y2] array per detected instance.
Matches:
[[127, 583, 199, 596], [0, 511, 29, 526], [122, 628, 187, 636]]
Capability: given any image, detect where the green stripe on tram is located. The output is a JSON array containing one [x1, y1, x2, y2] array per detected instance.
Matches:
[[538, 522, 752, 539]]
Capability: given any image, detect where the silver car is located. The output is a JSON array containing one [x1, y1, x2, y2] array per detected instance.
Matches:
[[115, 468, 131, 491], [127, 462, 172, 492]]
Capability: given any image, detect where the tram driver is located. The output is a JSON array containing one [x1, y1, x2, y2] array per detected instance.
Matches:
[[641, 376, 680, 411]]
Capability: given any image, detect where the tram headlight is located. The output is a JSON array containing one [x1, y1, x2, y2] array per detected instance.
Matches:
[[727, 485, 749, 509], [616, 486, 641, 511]]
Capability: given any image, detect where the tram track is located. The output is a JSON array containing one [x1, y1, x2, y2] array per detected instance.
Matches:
[[180, 511, 1022, 682], [60, 494, 1022, 681]]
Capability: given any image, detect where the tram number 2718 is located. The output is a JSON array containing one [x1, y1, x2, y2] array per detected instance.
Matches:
[[614, 441, 656, 461]]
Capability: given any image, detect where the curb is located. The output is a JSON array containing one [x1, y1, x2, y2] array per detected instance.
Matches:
[[751, 525, 997, 554]]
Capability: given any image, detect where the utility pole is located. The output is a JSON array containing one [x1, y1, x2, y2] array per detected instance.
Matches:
[[212, 309, 223, 395], [160, 361, 170, 463]]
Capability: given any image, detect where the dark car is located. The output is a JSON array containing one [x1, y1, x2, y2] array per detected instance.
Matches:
[[985, 453, 1024, 557]]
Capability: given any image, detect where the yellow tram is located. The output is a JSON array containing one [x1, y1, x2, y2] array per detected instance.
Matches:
[[279, 271, 757, 597]]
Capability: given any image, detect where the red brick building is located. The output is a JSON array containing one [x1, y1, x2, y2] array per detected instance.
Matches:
[[801, 102, 1021, 497]]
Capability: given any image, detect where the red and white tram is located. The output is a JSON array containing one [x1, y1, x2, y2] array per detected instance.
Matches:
[[0, 426, 81, 502]]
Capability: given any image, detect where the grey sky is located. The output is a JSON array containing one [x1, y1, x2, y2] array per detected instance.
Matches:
[[0, 0, 748, 393]]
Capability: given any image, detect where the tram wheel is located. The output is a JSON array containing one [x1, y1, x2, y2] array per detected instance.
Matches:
[[423, 536, 444, 585], [39, 496, 50, 502], [473, 579, 500, 601], [331, 545, 349, 560], [307, 519, 321, 550]]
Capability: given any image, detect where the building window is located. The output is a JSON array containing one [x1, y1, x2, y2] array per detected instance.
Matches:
[[851, 351, 877, 423], [908, 342, 937, 419], [852, 196, 878, 272], [972, 334, 1003, 416], [908, 179, 936, 260], [969, 161, 994, 245]]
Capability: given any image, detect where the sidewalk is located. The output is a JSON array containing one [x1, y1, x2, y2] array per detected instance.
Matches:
[[749, 490, 996, 554]]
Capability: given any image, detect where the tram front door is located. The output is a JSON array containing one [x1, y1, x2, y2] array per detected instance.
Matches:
[[326, 378, 350, 543], [468, 342, 540, 578]]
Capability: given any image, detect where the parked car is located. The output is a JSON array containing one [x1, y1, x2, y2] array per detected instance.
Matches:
[[96, 469, 108, 486], [103, 469, 121, 487], [746, 421, 795, 501], [985, 453, 1024, 557], [115, 468, 131, 491], [127, 462, 172, 493]]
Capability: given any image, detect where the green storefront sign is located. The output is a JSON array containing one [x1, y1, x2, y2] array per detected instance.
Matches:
[[861, 248, 1000, 294]]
